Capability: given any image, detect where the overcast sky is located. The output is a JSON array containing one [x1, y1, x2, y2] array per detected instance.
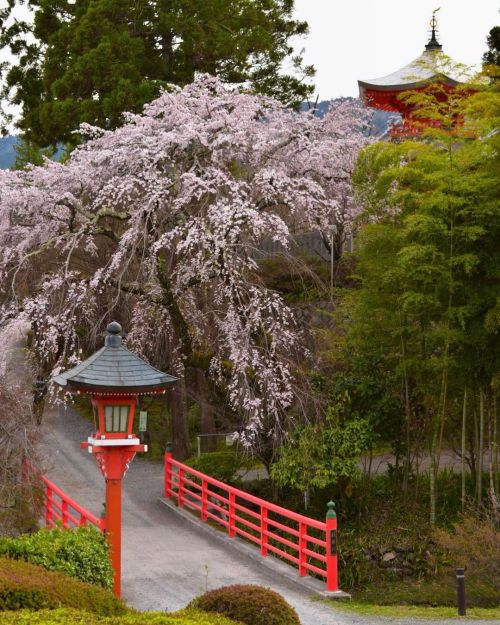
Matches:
[[1, 0, 498, 121], [293, 0, 499, 99]]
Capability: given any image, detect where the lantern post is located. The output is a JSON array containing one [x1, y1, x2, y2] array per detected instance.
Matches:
[[53, 322, 177, 597]]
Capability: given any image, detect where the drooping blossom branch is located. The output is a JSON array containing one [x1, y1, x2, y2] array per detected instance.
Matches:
[[0, 76, 370, 447]]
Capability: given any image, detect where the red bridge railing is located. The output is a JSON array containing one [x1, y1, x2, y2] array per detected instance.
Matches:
[[42, 475, 105, 532], [164, 452, 338, 592]]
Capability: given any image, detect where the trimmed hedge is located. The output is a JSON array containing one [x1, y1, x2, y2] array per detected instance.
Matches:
[[190, 585, 300, 625], [0, 525, 113, 589], [0, 608, 242, 624], [0, 557, 126, 614]]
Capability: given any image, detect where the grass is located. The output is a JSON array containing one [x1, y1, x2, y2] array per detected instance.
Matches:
[[329, 600, 500, 620]]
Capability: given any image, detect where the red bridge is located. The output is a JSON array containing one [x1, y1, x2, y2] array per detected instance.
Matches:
[[42, 453, 339, 593]]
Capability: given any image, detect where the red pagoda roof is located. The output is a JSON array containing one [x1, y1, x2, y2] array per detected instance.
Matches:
[[358, 12, 463, 113]]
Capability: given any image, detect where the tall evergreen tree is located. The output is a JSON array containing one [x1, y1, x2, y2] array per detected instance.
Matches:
[[0, 0, 314, 146], [483, 24, 500, 68]]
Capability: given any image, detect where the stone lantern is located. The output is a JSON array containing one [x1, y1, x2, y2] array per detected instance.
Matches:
[[53, 321, 177, 597]]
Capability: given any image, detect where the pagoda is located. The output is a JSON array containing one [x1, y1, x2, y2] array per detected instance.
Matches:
[[358, 10, 463, 136]]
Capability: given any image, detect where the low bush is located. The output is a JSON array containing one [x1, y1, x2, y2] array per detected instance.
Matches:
[[0, 607, 241, 624], [185, 452, 247, 484], [0, 557, 126, 614], [432, 514, 500, 608], [190, 584, 300, 625], [0, 525, 113, 589]]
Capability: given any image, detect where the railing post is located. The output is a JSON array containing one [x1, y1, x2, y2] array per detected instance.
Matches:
[[164, 449, 173, 498], [45, 485, 52, 528], [79, 515, 87, 526], [228, 492, 236, 537], [298, 521, 306, 576], [260, 506, 268, 556], [325, 500, 338, 592], [178, 467, 184, 508], [61, 499, 68, 528], [201, 479, 208, 521]]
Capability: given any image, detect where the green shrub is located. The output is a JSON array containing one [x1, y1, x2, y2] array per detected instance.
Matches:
[[190, 584, 300, 625], [0, 558, 126, 614], [0, 607, 241, 624], [186, 452, 247, 484], [0, 525, 113, 589]]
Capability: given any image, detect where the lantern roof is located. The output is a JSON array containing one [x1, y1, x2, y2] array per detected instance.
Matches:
[[53, 322, 178, 393]]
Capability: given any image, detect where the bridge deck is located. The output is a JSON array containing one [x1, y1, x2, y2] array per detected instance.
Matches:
[[39, 402, 356, 623]]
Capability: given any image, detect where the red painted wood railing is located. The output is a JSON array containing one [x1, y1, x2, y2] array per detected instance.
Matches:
[[42, 475, 105, 532], [164, 452, 338, 591]]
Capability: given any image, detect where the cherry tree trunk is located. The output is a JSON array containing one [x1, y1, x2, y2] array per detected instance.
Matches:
[[169, 377, 190, 460], [195, 369, 216, 435]]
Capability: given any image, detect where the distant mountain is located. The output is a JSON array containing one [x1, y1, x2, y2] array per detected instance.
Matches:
[[302, 98, 397, 136], [0, 136, 66, 170], [0, 135, 19, 169]]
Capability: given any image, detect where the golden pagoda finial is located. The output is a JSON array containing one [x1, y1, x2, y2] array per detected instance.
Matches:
[[426, 8, 442, 51], [430, 8, 440, 32]]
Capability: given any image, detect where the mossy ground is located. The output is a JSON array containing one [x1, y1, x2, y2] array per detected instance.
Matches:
[[330, 600, 500, 620], [0, 608, 241, 625]]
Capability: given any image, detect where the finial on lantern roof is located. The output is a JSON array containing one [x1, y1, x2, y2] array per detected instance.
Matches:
[[425, 8, 442, 51], [105, 321, 123, 347], [52, 321, 178, 393]]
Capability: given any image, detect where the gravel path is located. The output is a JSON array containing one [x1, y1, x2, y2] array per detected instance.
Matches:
[[1, 325, 497, 625]]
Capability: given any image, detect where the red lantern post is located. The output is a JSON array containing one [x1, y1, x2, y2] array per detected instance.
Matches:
[[53, 322, 177, 597]]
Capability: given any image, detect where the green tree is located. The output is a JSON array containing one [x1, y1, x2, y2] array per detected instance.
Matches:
[[271, 408, 372, 500], [483, 24, 500, 68], [350, 82, 500, 522], [0, 0, 314, 147]]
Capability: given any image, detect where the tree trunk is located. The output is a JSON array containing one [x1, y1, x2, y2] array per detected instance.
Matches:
[[477, 387, 485, 506], [195, 369, 217, 436], [429, 422, 438, 525], [461, 388, 467, 513], [493, 393, 499, 498], [488, 393, 499, 517], [169, 378, 190, 460], [399, 312, 412, 493]]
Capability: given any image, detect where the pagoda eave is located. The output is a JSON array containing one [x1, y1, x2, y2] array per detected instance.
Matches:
[[358, 77, 459, 94], [359, 81, 459, 114]]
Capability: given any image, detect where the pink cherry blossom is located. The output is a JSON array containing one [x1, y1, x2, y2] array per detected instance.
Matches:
[[0, 76, 370, 446]]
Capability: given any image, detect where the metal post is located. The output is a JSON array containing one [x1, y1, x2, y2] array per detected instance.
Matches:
[[325, 500, 338, 592], [456, 568, 466, 616], [197, 436, 201, 458]]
